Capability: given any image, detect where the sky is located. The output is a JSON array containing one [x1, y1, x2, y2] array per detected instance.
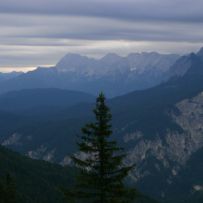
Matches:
[[0, 0, 203, 72]]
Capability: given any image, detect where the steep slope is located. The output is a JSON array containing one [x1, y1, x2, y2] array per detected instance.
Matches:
[[0, 52, 179, 97], [110, 53, 203, 133], [109, 53, 203, 201], [163, 147, 203, 203], [0, 146, 74, 203], [0, 146, 158, 203]]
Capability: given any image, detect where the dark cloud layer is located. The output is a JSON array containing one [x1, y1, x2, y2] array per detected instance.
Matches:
[[1, 0, 203, 22]]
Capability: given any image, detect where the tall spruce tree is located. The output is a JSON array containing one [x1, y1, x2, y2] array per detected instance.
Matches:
[[66, 93, 137, 203]]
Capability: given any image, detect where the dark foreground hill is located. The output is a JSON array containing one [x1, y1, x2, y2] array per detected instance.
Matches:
[[0, 146, 158, 203], [0, 146, 75, 203]]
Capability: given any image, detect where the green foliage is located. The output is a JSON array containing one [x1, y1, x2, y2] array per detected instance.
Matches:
[[66, 93, 137, 203]]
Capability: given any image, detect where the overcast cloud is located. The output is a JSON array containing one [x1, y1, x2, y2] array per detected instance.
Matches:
[[0, 0, 203, 71]]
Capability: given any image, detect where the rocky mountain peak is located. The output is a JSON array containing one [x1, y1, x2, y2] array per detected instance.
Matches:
[[100, 53, 122, 64], [56, 53, 95, 73]]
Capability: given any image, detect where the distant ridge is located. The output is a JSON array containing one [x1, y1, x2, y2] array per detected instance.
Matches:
[[0, 88, 95, 113], [0, 51, 179, 97]]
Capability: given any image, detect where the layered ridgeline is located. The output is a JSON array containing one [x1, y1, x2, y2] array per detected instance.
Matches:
[[0, 48, 203, 202], [0, 89, 95, 156], [0, 52, 179, 97], [0, 88, 94, 114], [0, 72, 22, 83]]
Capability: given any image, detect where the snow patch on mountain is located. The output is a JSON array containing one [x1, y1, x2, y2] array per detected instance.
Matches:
[[55, 52, 179, 77]]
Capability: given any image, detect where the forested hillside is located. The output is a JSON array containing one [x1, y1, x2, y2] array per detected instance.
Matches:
[[0, 146, 74, 203]]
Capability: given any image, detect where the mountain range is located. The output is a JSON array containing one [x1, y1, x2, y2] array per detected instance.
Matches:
[[0, 52, 179, 97], [0, 48, 203, 202]]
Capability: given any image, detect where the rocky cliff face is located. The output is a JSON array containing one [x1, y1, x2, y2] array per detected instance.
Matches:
[[124, 91, 203, 200]]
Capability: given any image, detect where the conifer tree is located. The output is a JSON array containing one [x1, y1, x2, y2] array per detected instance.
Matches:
[[66, 93, 137, 203]]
